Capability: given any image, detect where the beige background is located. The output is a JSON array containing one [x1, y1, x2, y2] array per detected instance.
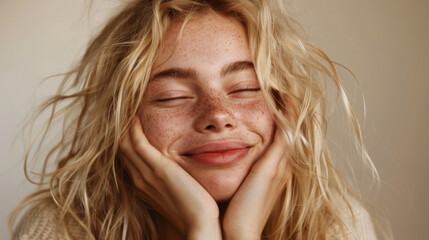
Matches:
[[1, 0, 428, 239]]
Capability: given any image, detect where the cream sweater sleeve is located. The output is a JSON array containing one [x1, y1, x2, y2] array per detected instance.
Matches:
[[349, 201, 378, 240], [13, 198, 377, 239], [12, 202, 84, 240]]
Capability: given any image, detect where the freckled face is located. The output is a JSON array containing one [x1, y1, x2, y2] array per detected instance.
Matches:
[[139, 13, 275, 202]]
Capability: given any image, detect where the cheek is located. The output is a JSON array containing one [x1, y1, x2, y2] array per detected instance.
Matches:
[[139, 107, 188, 153], [235, 98, 275, 140]]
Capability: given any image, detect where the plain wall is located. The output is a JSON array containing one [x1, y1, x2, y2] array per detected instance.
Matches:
[[1, 0, 428, 239]]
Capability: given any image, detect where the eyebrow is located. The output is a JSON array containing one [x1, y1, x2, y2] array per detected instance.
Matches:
[[220, 60, 254, 78], [151, 68, 198, 81], [151, 60, 254, 81]]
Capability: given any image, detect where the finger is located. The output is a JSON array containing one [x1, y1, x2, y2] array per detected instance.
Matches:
[[124, 118, 202, 197], [120, 129, 169, 190], [120, 126, 154, 174], [252, 128, 286, 174], [122, 155, 168, 208], [121, 132, 176, 201], [122, 155, 147, 191], [129, 117, 167, 169], [123, 154, 186, 232], [265, 128, 286, 160]]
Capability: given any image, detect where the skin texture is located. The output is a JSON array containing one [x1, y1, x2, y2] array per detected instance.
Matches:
[[140, 12, 275, 201], [120, 12, 291, 239]]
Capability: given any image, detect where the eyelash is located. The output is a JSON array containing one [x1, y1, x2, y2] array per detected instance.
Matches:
[[232, 87, 260, 93], [154, 87, 260, 102], [155, 96, 189, 102]]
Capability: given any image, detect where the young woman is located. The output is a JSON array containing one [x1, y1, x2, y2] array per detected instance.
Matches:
[[10, 0, 380, 239]]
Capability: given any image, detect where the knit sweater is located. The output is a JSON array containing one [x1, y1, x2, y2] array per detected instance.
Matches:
[[12, 202, 85, 240], [12, 199, 378, 240]]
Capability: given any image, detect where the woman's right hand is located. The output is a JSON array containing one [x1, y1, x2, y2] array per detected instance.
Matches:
[[119, 117, 221, 240]]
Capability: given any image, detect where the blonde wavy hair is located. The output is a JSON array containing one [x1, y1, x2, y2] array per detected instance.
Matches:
[[10, 0, 382, 239]]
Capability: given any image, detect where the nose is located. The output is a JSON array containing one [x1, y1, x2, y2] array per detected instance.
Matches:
[[193, 92, 237, 133]]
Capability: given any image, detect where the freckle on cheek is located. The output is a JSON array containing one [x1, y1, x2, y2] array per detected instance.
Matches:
[[141, 108, 187, 151]]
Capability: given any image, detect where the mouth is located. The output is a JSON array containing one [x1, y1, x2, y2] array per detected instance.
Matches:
[[182, 141, 251, 167]]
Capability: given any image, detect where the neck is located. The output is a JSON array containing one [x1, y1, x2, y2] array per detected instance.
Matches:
[[218, 201, 228, 221]]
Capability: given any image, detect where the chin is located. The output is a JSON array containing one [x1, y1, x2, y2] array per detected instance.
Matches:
[[198, 171, 246, 202], [209, 188, 237, 202]]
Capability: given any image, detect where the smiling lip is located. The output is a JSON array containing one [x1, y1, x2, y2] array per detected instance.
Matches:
[[182, 141, 250, 166]]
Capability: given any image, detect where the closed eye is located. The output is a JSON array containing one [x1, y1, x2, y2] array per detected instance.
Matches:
[[155, 96, 190, 102], [232, 87, 260, 93]]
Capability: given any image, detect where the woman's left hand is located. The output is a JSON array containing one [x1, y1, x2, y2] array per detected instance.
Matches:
[[222, 128, 291, 240]]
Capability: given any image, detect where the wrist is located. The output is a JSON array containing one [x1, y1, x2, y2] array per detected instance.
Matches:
[[188, 220, 222, 240], [223, 228, 261, 240]]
